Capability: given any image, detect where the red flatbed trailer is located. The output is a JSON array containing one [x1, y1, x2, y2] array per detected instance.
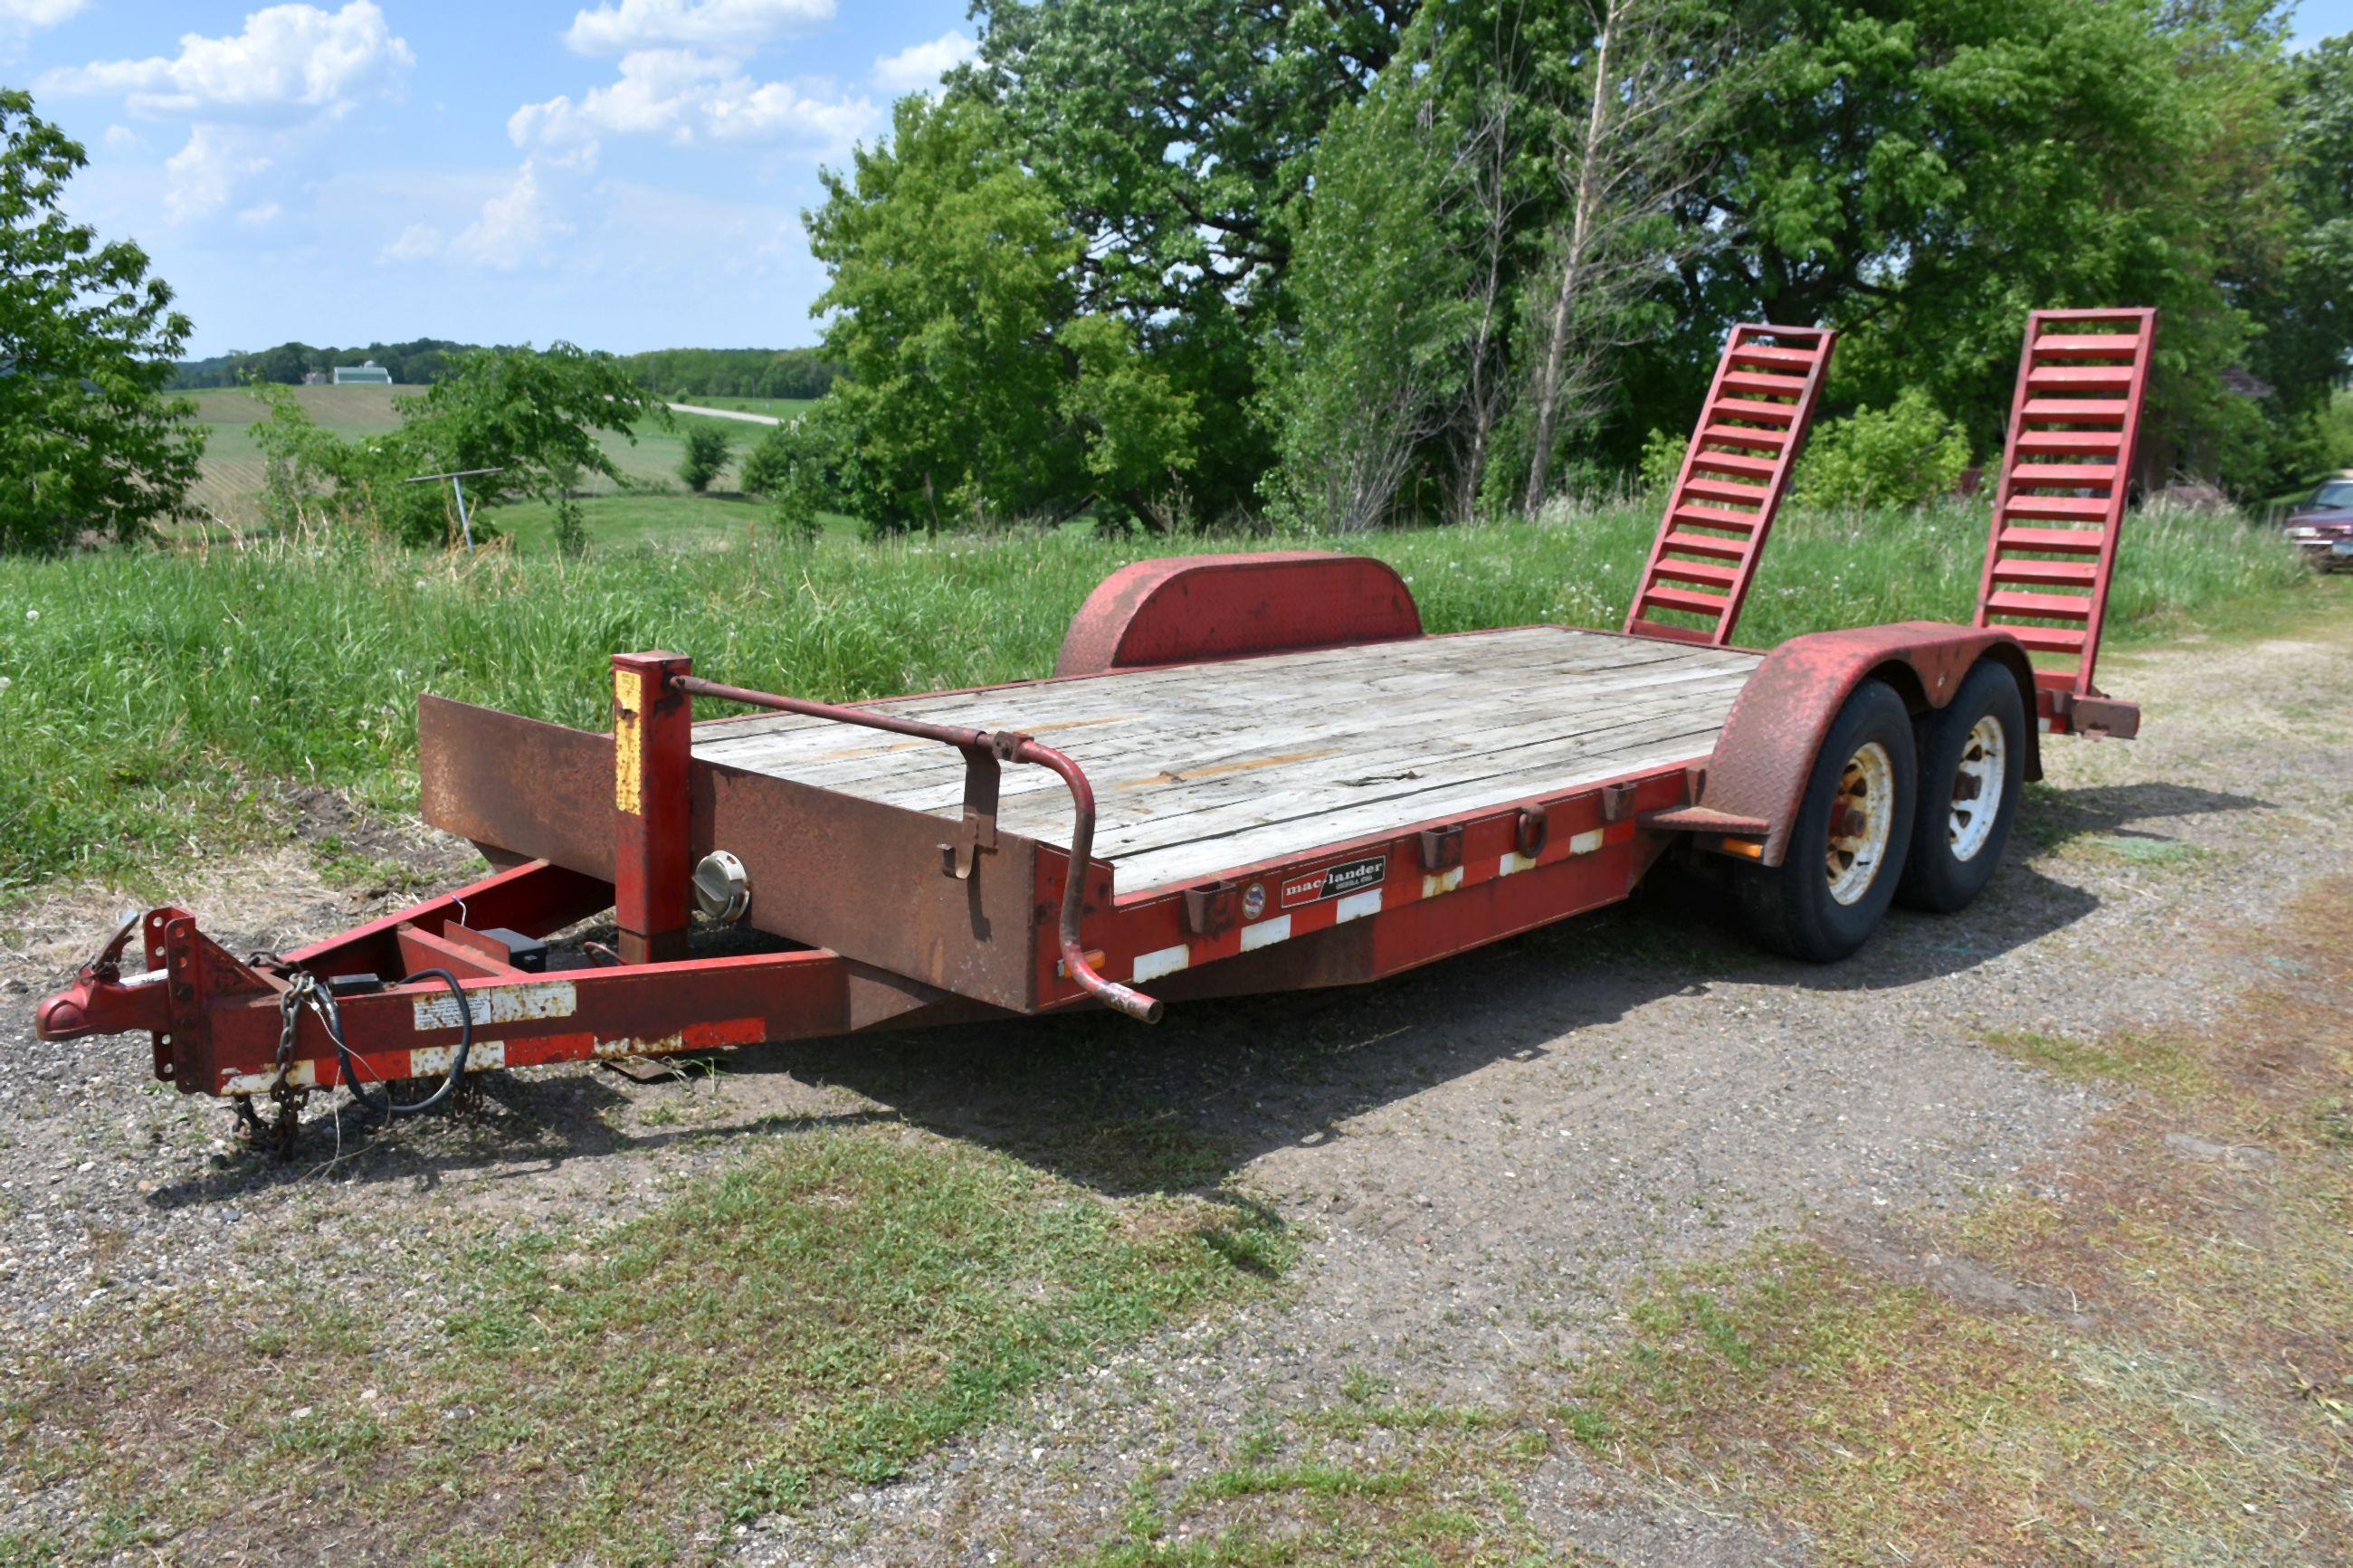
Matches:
[[32, 312, 2158, 1151]]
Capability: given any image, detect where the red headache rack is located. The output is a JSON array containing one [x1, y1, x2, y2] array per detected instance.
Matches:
[[1625, 323, 1836, 647], [1973, 308, 2156, 738]]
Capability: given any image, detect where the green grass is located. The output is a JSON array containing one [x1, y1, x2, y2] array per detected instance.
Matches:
[[3, 1128, 1285, 1564], [0, 499, 2311, 896], [183, 385, 776, 527]]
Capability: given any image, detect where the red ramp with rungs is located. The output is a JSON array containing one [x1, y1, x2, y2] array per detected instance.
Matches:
[[1624, 323, 1836, 647], [1973, 308, 2156, 730]]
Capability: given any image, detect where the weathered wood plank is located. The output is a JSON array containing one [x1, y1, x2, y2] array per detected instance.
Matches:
[[686, 626, 1760, 892]]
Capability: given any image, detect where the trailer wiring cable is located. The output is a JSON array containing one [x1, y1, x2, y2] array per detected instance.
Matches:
[[278, 966, 476, 1121]]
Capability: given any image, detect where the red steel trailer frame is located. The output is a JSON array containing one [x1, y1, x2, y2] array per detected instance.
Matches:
[[32, 314, 2158, 1148]]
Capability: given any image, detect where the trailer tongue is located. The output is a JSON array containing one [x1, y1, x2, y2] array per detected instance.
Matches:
[[33, 313, 2157, 1155]]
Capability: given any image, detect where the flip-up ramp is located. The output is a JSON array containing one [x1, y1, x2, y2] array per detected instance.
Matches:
[[1624, 323, 1835, 646], [1974, 309, 2156, 700]]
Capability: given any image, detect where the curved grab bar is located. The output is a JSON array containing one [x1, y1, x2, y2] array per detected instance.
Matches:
[[667, 674, 1162, 1023]]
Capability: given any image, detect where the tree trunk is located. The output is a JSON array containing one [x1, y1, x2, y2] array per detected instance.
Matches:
[[1522, 0, 1619, 517]]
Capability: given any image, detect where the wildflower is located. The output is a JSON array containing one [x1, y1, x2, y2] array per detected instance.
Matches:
[[23, 609, 36, 623], [0, 676, 11, 693]]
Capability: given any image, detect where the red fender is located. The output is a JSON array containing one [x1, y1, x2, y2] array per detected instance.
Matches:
[[1666, 622, 2042, 868], [1054, 551, 1422, 678]]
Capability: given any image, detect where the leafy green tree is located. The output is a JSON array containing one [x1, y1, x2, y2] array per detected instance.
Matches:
[[679, 425, 730, 492], [806, 95, 1196, 529], [248, 344, 663, 545], [0, 90, 205, 551], [965, 0, 1411, 516]]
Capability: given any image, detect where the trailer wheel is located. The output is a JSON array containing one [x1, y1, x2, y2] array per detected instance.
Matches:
[[1895, 659, 2025, 914], [1734, 679, 1917, 962]]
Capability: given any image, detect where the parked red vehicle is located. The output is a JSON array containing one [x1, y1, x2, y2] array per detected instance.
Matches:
[[2283, 475, 2353, 570], [33, 309, 2160, 1155]]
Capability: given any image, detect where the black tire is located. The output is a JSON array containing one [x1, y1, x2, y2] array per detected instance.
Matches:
[[1733, 679, 1918, 963], [1894, 659, 2026, 915]]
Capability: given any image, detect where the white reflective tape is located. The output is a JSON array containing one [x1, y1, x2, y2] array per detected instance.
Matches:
[[1421, 867, 1464, 898], [1569, 829, 1605, 855], [1497, 851, 1538, 877], [1133, 944, 1191, 983], [222, 1060, 319, 1096], [413, 978, 576, 1031], [1240, 915, 1292, 951], [1335, 889, 1383, 923], [409, 1039, 506, 1079]]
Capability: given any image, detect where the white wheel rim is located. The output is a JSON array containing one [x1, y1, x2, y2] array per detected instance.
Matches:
[[1948, 714, 2006, 863], [1824, 741, 1895, 907]]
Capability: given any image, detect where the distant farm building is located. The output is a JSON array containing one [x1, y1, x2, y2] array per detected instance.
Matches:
[[332, 361, 392, 385]]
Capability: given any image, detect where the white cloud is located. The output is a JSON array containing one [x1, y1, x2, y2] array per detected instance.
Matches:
[[562, 0, 833, 55], [100, 124, 150, 155], [36, 2, 413, 119], [381, 162, 571, 271], [0, 0, 87, 29], [165, 126, 272, 222], [510, 49, 873, 158], [380, 220, 444, 262], [872, 30, 976, 95], [236, 201, 283, 226]]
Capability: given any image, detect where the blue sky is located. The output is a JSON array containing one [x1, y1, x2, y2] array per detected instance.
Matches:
[[2, 1, 972, 356], [5, 1, 2352, 360]]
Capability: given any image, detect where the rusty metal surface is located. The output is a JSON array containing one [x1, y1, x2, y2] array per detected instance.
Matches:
[[1691, 622, 2041, 868], [1053, 551, 1422, 678], [420, 697, 615, 879], [672, 673, 1157, 1022]]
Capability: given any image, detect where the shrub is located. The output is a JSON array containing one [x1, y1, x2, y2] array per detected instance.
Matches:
[[679, 425, 731, 493], [1638, 428, 1689, 497], [1796, 387, 1970, 512]]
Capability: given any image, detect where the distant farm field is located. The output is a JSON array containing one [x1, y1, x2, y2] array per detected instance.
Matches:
[[183, 385, 779, 537]]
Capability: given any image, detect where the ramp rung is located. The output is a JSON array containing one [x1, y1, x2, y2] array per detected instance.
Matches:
[[1985, 589, 2092, 620], [1643, 584, 1731, 617], [1991, 558, 2100, 585], [2005, 494, 2113, 521], [2021, 398, 2129, 423], [1997, 526, 2109, 554], [2026, 366, 2135, 393], [1669, 504, 1764, 530], [1660, 530, 1750, 560], [1698, 423, 1788, 450], [1997, 624, 2090, 654], [1691, 449, 1779, 477], [1683, 476, 1772, 506], [1710, 396, 1801, 423], [1728, 343, 1822, 366], [2015, 430, 2121, 455], [2031, 333, 2144, 357], [1652, 556, 1740, 587], [1624, 618, 1719, 645], [2011, 462, 2118, 487], [1720, 370, 1810, 397]]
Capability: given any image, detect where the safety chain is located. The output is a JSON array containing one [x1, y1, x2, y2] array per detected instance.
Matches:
[[232, 970, 319, 1161]]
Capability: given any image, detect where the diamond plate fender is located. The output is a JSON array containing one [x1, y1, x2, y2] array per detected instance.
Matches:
[[1688, 622, 2041, 868], [1053, 551, 1422, 678]]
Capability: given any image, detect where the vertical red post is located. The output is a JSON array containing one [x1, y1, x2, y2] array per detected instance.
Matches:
[[612, 651, 693, 965]]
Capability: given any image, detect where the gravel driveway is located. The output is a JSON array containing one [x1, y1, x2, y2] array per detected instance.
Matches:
[[4, 599, 2348, 1563]]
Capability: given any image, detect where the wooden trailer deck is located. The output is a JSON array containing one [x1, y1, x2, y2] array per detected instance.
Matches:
[[691, 627, 1764, 894]]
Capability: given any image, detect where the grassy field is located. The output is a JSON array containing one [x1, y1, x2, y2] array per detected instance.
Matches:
[[0, 497, 2310, 898], [183, 385, 775, 532]]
